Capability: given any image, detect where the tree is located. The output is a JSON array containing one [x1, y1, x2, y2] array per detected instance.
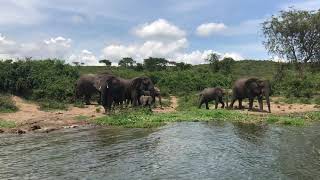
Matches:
[[205, 53, 220, 72], [220, 57, 235, 74], [72, 62, 80, 66], [262, 9, 320, 64], [143, 57, 168, 71], [118, 57, 136, 68], [134, 63, 144, 71], [99, 59, 112, 67], [175, 62, 192, 70]]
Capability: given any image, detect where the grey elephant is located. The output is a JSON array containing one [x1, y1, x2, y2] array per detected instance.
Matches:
[[101, 76, 155, 113], [198, 87, 225, 109], [139, 91, 153, 109], [75, 73, 110, 105], [151, 87, 162, 108], [229, 78, 271, 113]]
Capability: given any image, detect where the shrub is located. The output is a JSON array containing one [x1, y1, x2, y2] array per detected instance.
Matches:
[[0, 95, 18, 113]]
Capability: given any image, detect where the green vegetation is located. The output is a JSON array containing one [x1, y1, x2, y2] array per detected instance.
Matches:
[[74, 115, 89, 121], [0, 119, 16, 128], [0, 95, 18, 113], [96, 108, 320, 128], [0, 59, 79, 103]]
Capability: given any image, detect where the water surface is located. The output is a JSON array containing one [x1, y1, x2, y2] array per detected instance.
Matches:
[[1, 122, 320, 179]]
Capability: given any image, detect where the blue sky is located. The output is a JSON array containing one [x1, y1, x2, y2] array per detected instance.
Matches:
[[0, 0, 319, 65]]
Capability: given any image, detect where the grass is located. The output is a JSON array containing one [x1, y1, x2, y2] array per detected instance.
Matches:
[[0, 119, 16, 128], [95, 108, 320, 128], [0, 95, 19, 113], [94, 94, 320, 128], [38, 100, 69, 111], [74, 115, 89, 121]]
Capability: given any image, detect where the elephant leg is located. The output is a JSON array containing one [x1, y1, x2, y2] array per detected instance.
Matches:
[[205, 101, 209, 110], [230, 97, 236, 108], [97, 92, 102, 105], [158, 95, 162, 108], [248, 98, 254, 111], [238, 99, 243, 109], [215, 97, 219, 109], [198, 98, 204, 109], [84, 95, 91, 105], [219, 97, 225, 108], [258, 96, 263, 112]]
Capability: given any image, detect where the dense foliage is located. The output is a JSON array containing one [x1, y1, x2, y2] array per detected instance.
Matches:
[[0, 59, 79, 102], [262, 9, 320, 63], [1, 58, 320, 104]]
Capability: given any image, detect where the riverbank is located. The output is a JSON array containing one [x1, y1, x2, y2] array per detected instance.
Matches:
[[0, 95, 320, 133]]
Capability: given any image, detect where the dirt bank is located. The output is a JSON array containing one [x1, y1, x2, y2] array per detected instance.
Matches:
[[0, 96, 177, 133], [0, 96, 319, 134]]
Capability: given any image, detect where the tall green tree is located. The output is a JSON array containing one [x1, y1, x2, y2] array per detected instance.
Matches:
[[143, 57, 168, 71], [220, 57, 235, 74], [205, 53, 221, 72], [118, 57, 136, 68], [262, 9, 320, 64], [99, 59, 112, 67]]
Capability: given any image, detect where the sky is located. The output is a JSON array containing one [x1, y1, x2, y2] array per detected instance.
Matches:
[[0, 0, 319, 65]]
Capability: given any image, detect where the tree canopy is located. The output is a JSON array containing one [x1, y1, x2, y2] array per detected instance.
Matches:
[[99, 59, 112, 67], [262, 9, 320, 63], [118, 57, 136, 68], [144, 57, 168, 71]]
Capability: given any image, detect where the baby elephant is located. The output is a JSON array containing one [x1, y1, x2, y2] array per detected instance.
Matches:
[[198, 87, 226, 109], [140, 91, 153, 109]]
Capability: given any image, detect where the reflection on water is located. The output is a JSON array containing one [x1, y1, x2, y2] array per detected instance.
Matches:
[[1, 122, 320, 179]]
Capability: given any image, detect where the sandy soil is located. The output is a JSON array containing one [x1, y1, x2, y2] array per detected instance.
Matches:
[[153, 96, 178, 113], [0, 96, 104, 133], [0, 96, 177, 133], [226, 98, 319, 115]]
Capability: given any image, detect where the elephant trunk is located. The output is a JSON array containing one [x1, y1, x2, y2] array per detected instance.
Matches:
[[265, 93, 271, 113]]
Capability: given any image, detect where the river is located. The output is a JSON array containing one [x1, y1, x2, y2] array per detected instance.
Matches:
[[1, 122, 320, 179]]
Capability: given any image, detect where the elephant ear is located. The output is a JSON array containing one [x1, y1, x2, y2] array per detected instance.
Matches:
[[244, 78, 259, 91], [131, 77, 143, 89]]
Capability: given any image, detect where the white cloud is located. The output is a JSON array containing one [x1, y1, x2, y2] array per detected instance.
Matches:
[[176, 50, 243, 64], [0, 0, 45, 25], [196, 23, 227, 37], [133, 19, 186, 40], [102, 38, 188, 63], [68, 49, 100, 65], [0, 34, 73, 60]]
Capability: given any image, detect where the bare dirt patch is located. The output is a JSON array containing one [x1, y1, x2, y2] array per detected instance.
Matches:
[[228, 100, 319, 115], [153, 96, 178, 113], [0, 96, 104, 133]]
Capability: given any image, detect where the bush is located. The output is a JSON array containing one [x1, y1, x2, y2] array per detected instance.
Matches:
[[0, 95, 18, 113], [0, 59, 79, 102]]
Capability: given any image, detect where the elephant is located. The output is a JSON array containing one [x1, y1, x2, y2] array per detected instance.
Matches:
[[75, 73, 110, 105], [151, 87, 162, 108], [101, 76, 155, 113], [139, 91, 153, 109], [229, 78, 271, 113], [137, 86, 161, 108], [198, 87, 225, 109]]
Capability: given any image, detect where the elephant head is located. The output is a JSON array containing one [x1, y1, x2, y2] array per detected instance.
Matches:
[[257, 80, 271, 113], [244, 78, 271, 113], [131, 77, 155, 106], [101, 75, 125, 112]]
